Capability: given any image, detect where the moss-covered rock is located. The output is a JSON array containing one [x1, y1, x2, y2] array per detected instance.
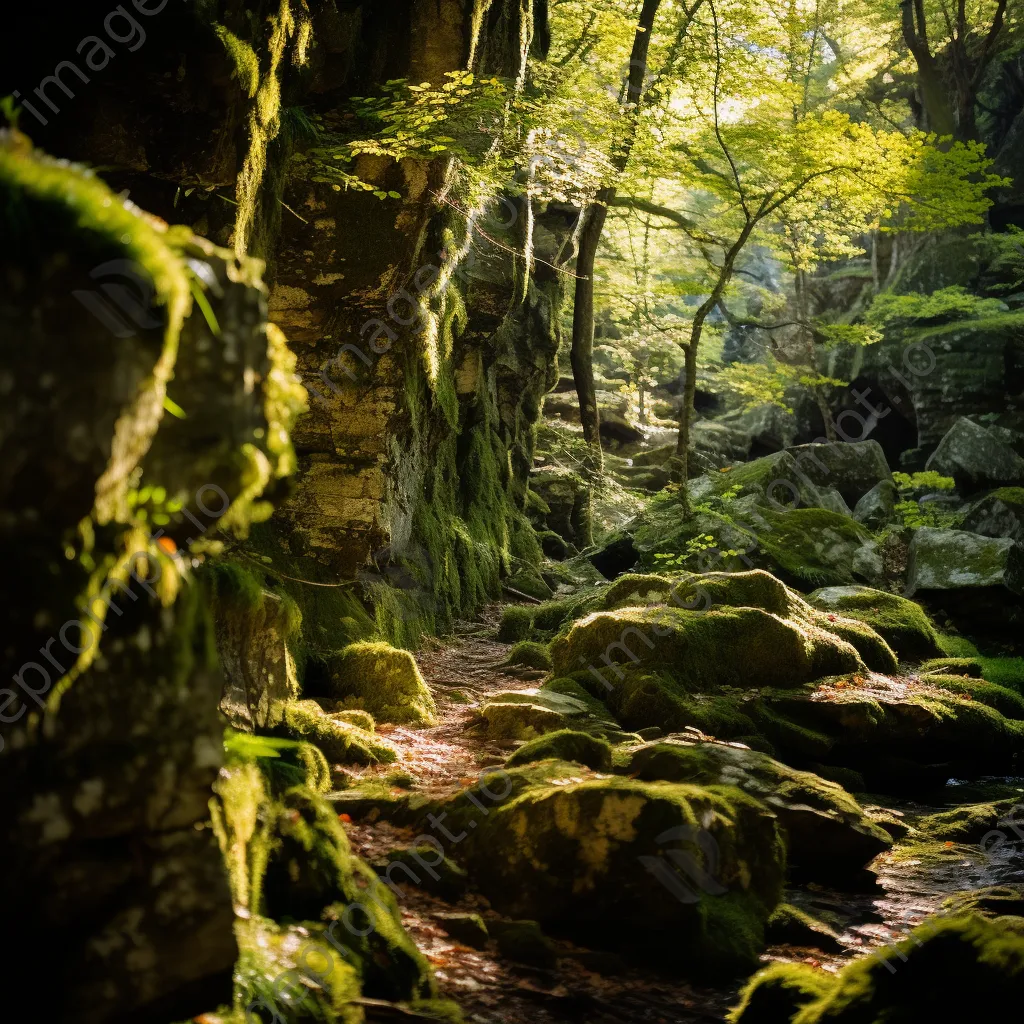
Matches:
[[961, 486, 1024, 541], [765, 904, 843, 953], [498, 605, 534, 642], [505, 640, 553, 670], [281, 699, 398, 765], [912, 799, 1023, 843], [452, 775, 786, 977], [478, 688, 596, 740], [808, 585, 943, 661], [323, 641, 437, 726], [550, 598, 864, 690], [920, 656, 984, 677], [732, 914, 1024, 1022], [922, 674, 1024, 719], [506, 729, 613, 771], [331, 708, 377, 732], [491, 919, 557, 968], [626, 740, 891, 884], [729, 962, 835, 1023]]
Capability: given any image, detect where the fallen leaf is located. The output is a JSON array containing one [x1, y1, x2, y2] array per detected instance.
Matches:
[[157, 536, 178, 555]]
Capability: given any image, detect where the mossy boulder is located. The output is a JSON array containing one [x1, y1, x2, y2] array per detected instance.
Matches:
[[783, 441, 893, 508], [453, 775, 786, 977], [808, 585, 942, 661], [758, 674, 1024, 791], [731, 914, 1024, 1022], [912, 800, 1023, 843], [906, 527, 1017, 595], [498, 605, 534, 642], [506, 729, 613, 771], [626, 739, 891, 884], [281, 700, 398, 765], [671, 571, 897, 672], [925, 417, 1024, 493], [754, 507, 882, 588], [550, 586, 864, 689], [505, 640, 553, 670], [260, 788, 436, 1001], [478, 688, 595, 740], [324, 641, 437, 726], [922, 674, 1024, 719], [961, 487, 1024, 542]]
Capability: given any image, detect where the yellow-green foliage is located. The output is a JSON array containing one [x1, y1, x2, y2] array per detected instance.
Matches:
[[733, 914, 1024, 1022], [264, 322, 307, 479], [324, 641, 437, 725], [281, 699, 398, 764]]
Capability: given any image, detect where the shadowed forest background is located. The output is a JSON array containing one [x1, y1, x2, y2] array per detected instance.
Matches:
[[2, 1, 1024, 1022]]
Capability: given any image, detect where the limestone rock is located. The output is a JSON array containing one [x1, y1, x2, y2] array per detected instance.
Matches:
[[625, 739, 891, 884], [906, 527, 1018, 594], [853, 479, 897, 529], [961, 488, 1024, 541], [783, 440, 893, 508], [451, 774, 786, 976], [925, 417, 1024, 492]]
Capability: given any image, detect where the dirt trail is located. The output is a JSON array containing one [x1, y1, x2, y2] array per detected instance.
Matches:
[[339, 606, 736, 1023], [337, 606, 1024, 1023]]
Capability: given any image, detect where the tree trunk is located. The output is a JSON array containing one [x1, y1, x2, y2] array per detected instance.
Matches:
[[569, 0, 663, 477], [571, 193, 612, 476]]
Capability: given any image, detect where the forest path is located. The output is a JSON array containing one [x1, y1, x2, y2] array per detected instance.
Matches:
[[338, 603, 737, 1024], [336, 606, 1024, 1023]]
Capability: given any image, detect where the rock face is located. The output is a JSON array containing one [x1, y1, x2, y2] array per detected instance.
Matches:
[[906, 528, 1018, 594], [0, 139, 301, 1022], [783, 441, 892, 508], [925, 418, 1024, 492], [961, 487, 1024, 541], [853, 479, 897, 528]]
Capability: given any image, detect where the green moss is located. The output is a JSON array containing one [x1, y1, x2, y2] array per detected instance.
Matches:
[[450, 774, 786, 978], [809, 586, 942, 661], [333, 708, 376, 732], [729, 962, 835, 1023], [505, 640, 553, 670], [213, 23, 261, 97], [938, 634, 1024, 692], [550, 603, 863, 690], [280, 700, 397, 765], [756, 508, 874, 587], [492, 920, 557, 968], [920, 656, 984, 677], [989, 487, 1024, 506], [923, 675, 1024, 719], [323, 641, 437, 726], [498, 605, 535, 642], [785, 914, 1024, 1022], [261, 787, 436, 1001], [913, 800, 1022, 843], [506, 730, 613, 771]]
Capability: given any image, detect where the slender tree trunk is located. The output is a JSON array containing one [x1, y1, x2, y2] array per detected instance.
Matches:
[[569, 0, 664, 477], [676, 225, 753, 511], [571, 193, 613, 476]]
